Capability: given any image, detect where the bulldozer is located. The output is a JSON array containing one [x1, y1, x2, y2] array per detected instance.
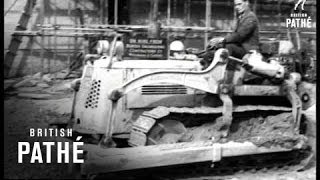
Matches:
[[67, 33, 316, 178]]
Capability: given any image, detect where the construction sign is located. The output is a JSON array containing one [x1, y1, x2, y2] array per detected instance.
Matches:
[[123, 36, 168, 60]]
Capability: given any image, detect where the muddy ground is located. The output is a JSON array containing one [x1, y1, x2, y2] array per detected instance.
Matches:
[[3, 80, 316, 180]]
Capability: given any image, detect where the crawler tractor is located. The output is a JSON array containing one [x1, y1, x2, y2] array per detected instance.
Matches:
[[68, 35, 316, 177]]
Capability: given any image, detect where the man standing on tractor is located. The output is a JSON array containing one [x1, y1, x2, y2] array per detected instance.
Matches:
[[208, 0, 260, 59]]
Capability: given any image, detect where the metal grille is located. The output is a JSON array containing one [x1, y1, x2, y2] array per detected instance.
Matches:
[[85, 79, 101, 109], [141, 85, 187, 95]]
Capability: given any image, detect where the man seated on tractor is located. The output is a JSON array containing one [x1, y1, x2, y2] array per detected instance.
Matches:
[[201, 0, 284, 84], [202, 0, 259, 61]]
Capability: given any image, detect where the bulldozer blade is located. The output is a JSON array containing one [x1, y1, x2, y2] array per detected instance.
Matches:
[[80, 140, 306, 175], [297, 152, 316, 171], [297, 104, 316, 171]]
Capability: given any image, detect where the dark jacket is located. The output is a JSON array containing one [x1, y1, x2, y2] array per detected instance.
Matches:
[[224, 9, 260, 52]]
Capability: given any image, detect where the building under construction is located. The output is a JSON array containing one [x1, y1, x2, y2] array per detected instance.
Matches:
[[4, 0, 316, 78]]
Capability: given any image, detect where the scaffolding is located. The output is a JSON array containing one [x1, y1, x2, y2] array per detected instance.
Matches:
[[4, 0, 317, 78]]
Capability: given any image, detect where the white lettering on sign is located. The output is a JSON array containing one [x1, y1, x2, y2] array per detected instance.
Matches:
[[138, 39, 148, 43], [129, 39, 136, 43], [125, 37, 167, 59]]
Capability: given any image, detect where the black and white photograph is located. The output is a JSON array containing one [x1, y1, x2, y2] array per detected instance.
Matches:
[[4, 0, 317, 179]]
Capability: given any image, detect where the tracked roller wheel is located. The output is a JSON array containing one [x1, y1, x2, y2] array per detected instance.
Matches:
[[146, 120, 187, 145]]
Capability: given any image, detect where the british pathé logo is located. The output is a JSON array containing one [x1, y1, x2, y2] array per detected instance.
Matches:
[[294, 0, 307, 10], [286, 0, 312, 28]]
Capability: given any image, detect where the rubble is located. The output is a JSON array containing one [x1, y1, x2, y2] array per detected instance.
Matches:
[[42, 74, 53, 83], [46, 82, 73, 92], [67, 71, 82, 78], [4, 79, 17, 91], [17, 93, 52, 99], [4, 70, 79, 97], [36, 82, 50, 88], [55, 71, 68, 79], [54, 70, 82, 79], [16, 87, 44, 92], [35, 98, 72, 115], [22, 75, 33, 80], [227, 113, 306, 148], [32, 72, 42, 80], [13, 78, 38, 88], [163, 112, 306, 149], [12, 72, 46, 89]]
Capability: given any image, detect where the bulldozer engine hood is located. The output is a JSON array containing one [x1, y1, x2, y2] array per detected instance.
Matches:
[[110, 60, 201, 70]]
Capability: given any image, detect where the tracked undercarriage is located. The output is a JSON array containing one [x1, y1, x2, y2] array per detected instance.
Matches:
[[80, 103, 310, 175], [129, 105, 306, 148]]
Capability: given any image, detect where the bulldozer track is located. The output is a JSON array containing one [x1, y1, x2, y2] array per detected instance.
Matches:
[[129, 105, 294, 147], [142, 105, 292, 118]]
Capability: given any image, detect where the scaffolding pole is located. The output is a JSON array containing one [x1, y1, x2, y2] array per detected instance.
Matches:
[[40, 0, 45, 73], [149, 0, 160, 38], [74, 0, 79, 73], [167, 0, 171, 57], [67, 1, 71, 68], [29, 36, 34, 74], [186, 0, 191, 26], [253, 0, 257, 14], [106, 0, 108, 24], [4, 0, 37, 77], [277, 0, 282, 40], [100, 0, 104, 24], [53, 0, 57, 70], [204, 0, 211, 48], [47, 0, 52, 73], [114, 0, 118, 25]]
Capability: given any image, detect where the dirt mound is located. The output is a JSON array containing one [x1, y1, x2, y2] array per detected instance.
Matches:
[[160, 113, 307, 148], [229, 113, 307, 148]]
